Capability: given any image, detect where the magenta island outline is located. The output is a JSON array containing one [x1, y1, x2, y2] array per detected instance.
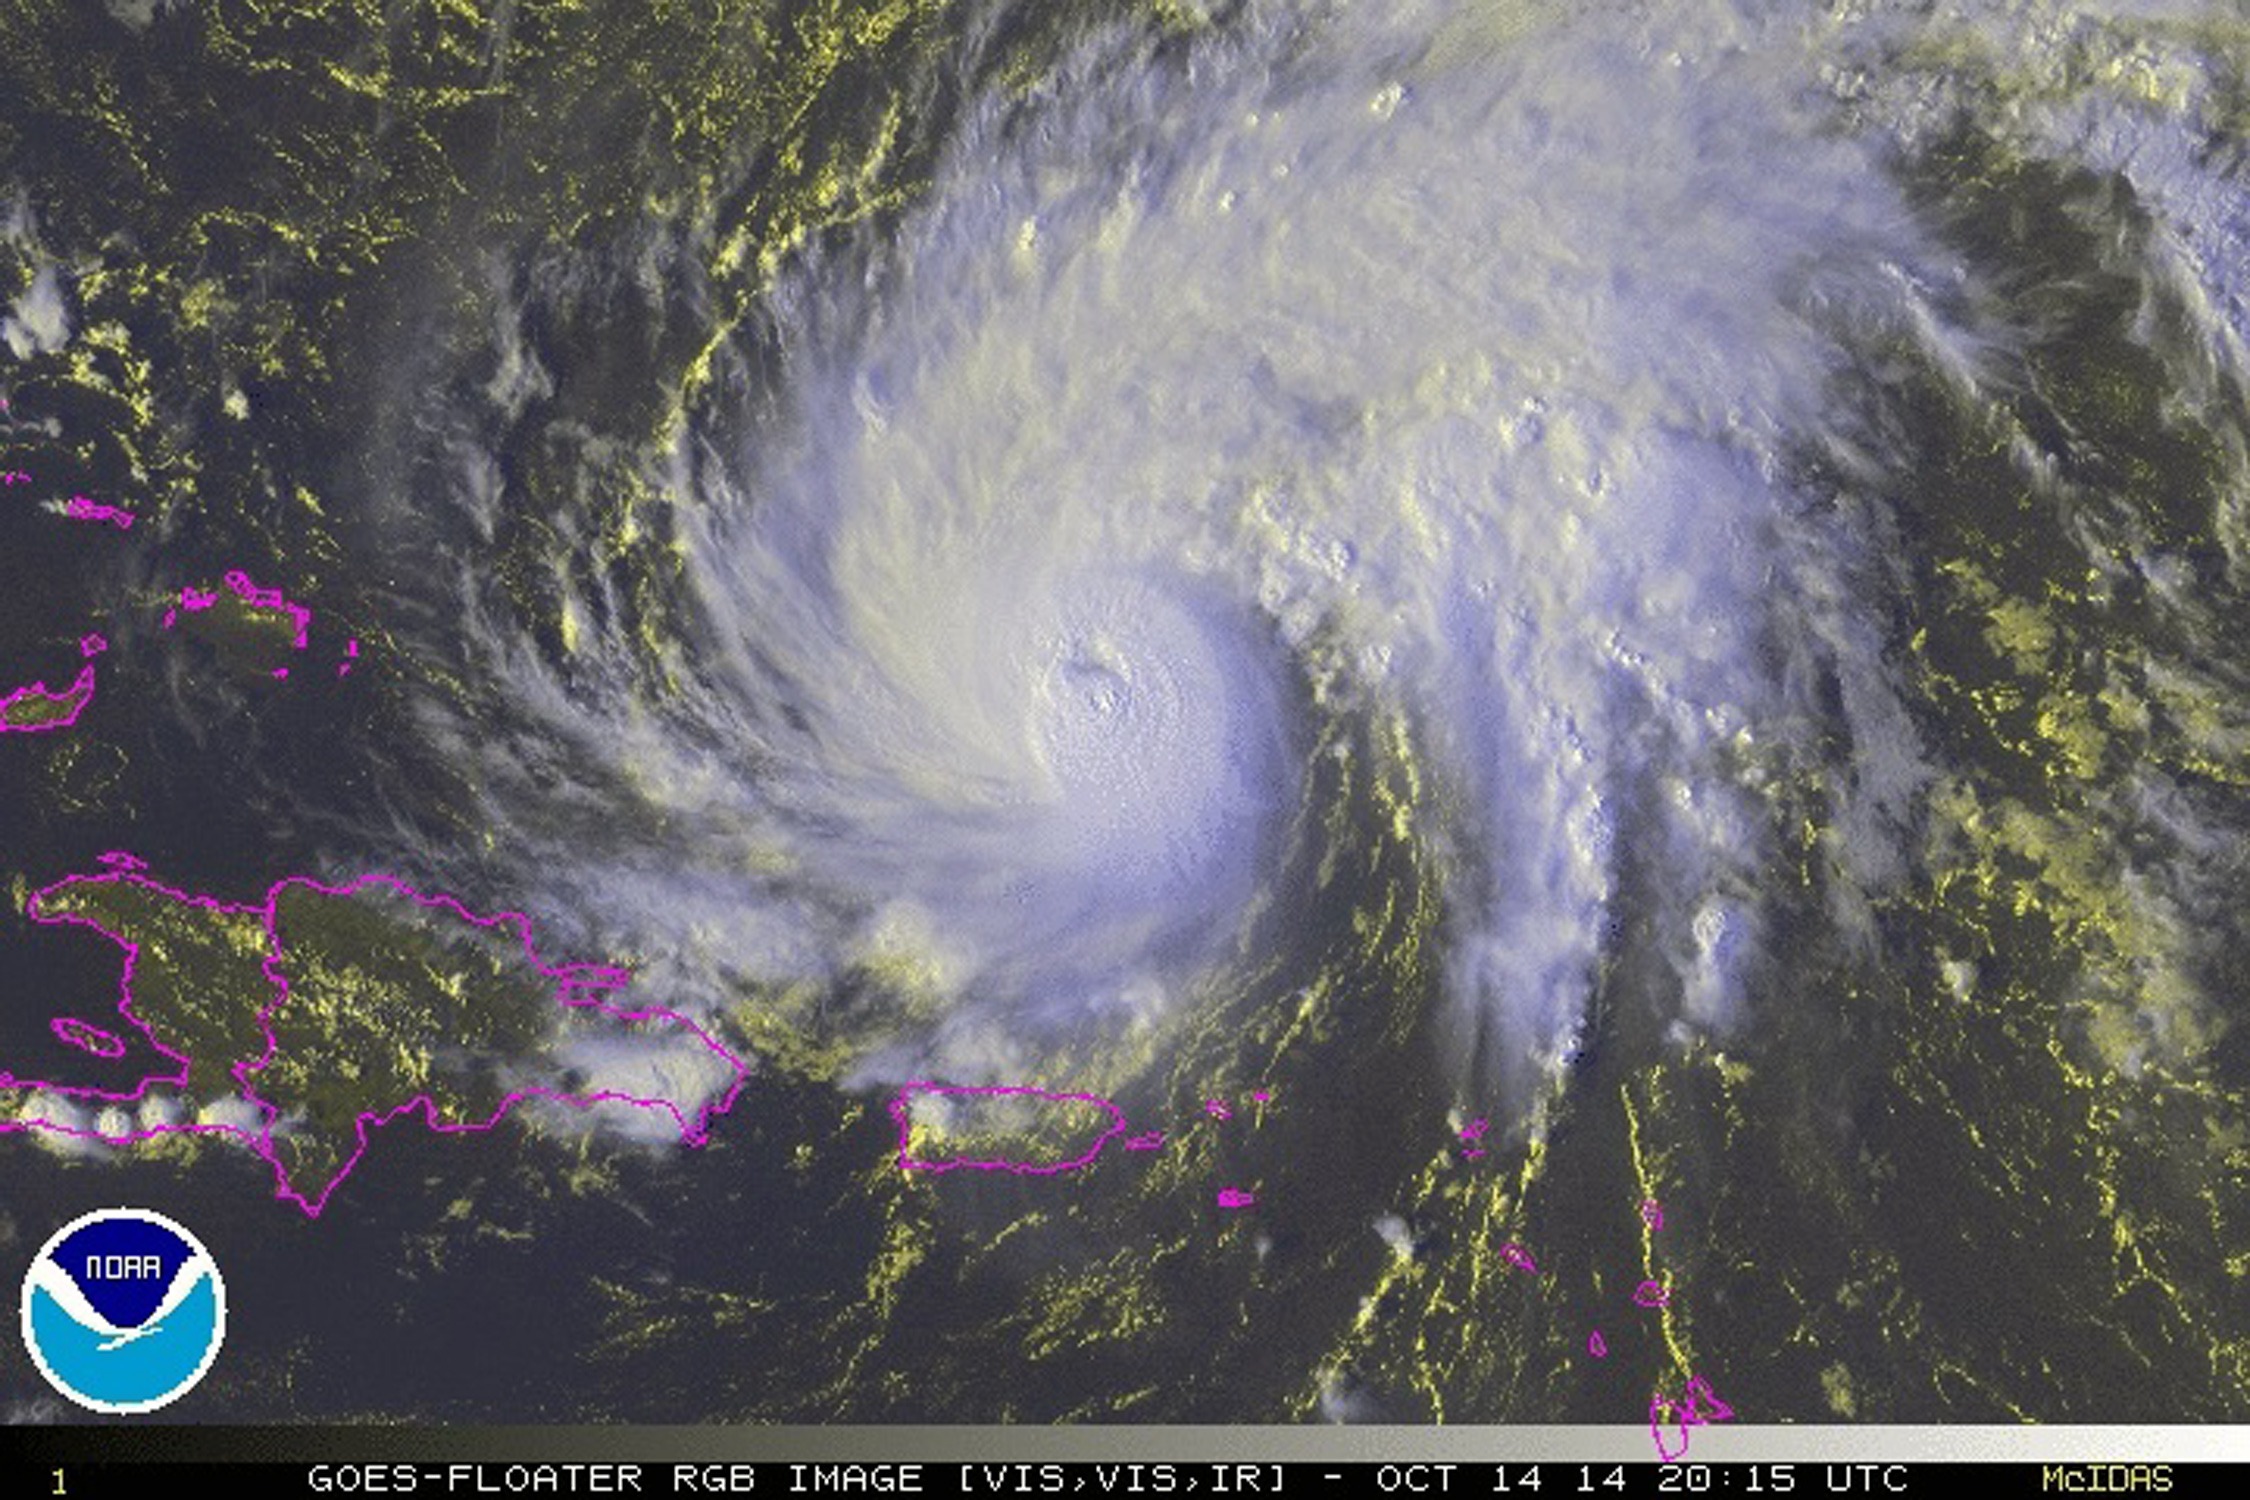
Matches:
[[4, 560, 337, 740], [889, 1081, 1139, 1176], [63, 494, 136, 530], [161, 568, 313, 646], [0, 633, 105, 734], [2, 854, 754, 1218]]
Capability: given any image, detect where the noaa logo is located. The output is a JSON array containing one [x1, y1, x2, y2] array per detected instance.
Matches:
[[19, 1208, 226, 1413]]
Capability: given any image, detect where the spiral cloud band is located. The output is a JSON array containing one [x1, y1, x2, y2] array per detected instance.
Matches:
[[410, 0, 2240, 1120]]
